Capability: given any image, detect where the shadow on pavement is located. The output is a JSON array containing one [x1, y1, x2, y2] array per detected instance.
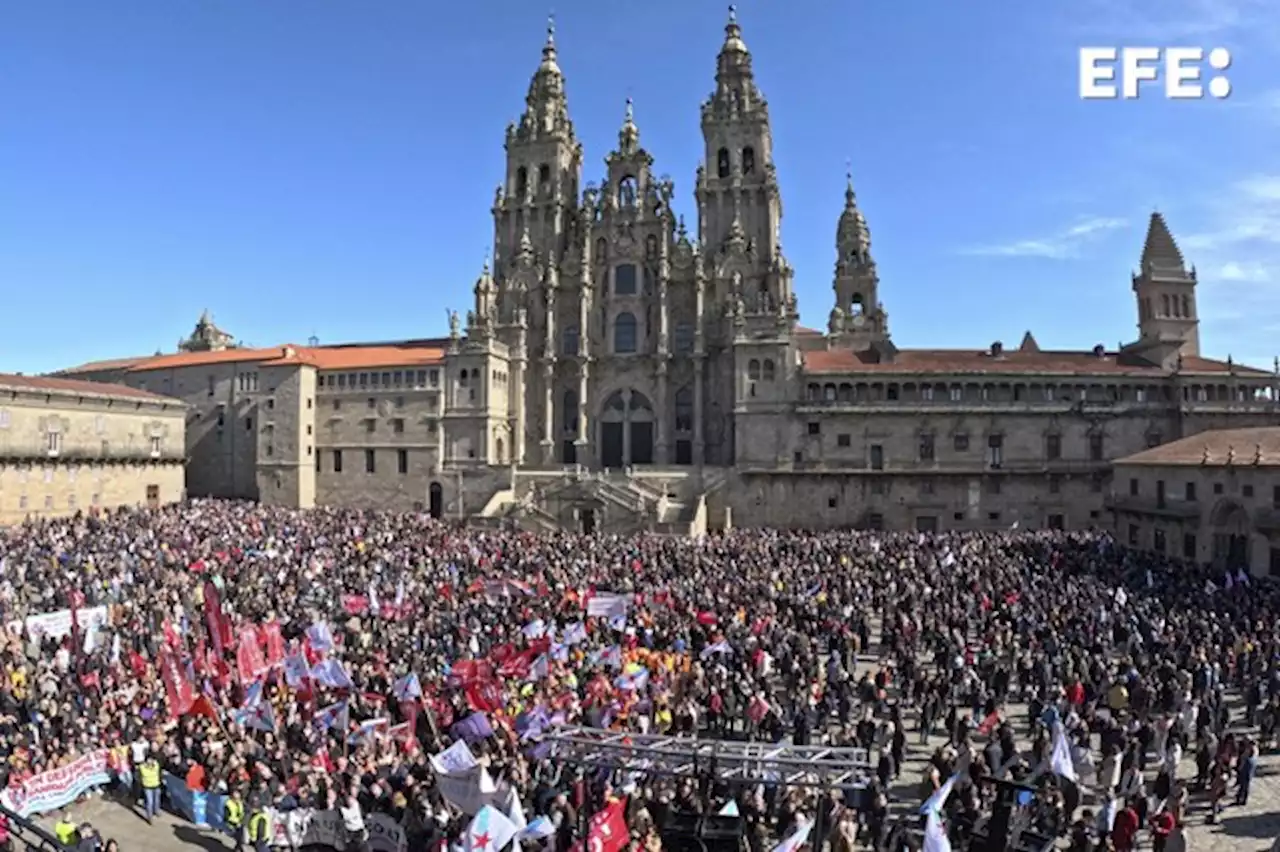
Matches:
[[172, 823, 233, 850]]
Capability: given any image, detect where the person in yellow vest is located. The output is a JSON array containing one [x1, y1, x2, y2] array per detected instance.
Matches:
[[52, 811, 78, 846], [138, 755, 162, 824], [224, 788, 245, 852], [246, 801, 271, 852]]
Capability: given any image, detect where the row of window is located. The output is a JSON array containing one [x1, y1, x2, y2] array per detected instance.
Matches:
[[1129, 478, 1279, 507], [804, 381, 1271, 405], [804, 426, 1111, 465], [319, 369, 439, 392], [559, 319, 695, 357], [6, 492, 105, 511], [1137, 293, 1193, 322], [38, 433, 164, 457], [320, 449, 414, 476]]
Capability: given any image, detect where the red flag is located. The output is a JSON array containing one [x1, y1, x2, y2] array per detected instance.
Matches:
[[203, 581, 226, 659], [569, 799, 629, 852], [236, 637, 268, 685], [977, 710, 1001, 736], [159, 650, 195, 718], [465, 681, 503, 714], [262, 622, 286, 666], [185, 694, 219, 721]]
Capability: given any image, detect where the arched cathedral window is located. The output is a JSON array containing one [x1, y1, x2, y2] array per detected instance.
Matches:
[[515, 166, 529, 197], [619, 176, 638, 208], [674, 387, 693, 433], [762, 359, 776, 381], [748, 359, 761, 380], [614, 313, 638, 354], [537, 163, 551, 194], [562, 390, 579, 437], [562, 325, 579, 356], [716, 148, 730, 179], [594, 238, 607, 263], [742, 146, 755, 174]]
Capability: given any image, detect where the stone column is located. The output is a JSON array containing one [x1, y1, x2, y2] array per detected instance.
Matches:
[[509, 355, 526, 464], [576, 364, 590, 462], [621, 389, 632, 465], [693, 358, 705, 466], [541, 362, 555, 464]]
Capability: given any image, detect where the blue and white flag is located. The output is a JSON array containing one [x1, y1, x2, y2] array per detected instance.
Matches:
[[562, 622, 587, 645], [550, 642, 569, 662], [348, 717, 389, 744], [311, 659, 354, 689], [607, 604, 627, 632], [528, 654, 550, 682], [921, 773, 959, 816], [464, 805, 519, 852], [314, 700, 349, 732], [518, 816, 555, 841], [283, 653, 310, 688], [235, 700, 276, 733], [305, 622, 334, 653], [770, 820, 812, 852], [614, 664, 649, 691], [700, 640, 732, 660], [923, 810, 951, 852], [393, 673, 422, 701], [522, 620, 546, 639]]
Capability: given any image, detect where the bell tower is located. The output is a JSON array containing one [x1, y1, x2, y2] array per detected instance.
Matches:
[[696, 6, 782, 270], [492, 17, 584, 269], [829, 170, 889, 351], [1132, 211, 1199, 358]]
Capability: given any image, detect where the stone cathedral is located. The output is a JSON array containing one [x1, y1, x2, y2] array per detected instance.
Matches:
[[56, 8, 1280, 538]]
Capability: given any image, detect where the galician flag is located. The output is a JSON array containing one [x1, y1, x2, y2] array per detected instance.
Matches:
[[465, 805, 519, 852], [770, 820, 812, 852]]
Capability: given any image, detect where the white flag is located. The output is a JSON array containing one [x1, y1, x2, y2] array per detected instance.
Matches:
[[1050, 723, 1077, 782]]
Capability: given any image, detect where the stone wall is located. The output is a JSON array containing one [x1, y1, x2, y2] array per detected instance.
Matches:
[[0, 388, 185, 524]]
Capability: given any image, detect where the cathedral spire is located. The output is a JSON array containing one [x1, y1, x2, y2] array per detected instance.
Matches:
[[1141, 210, 1186, 273], [513, 13, 574, 144], [837, 168, 871, 261], [618, 96, 640, 154], [708, 4, 761, 115]]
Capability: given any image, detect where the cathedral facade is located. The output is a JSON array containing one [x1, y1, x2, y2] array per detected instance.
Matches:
[[52, 10, 1280, 544]]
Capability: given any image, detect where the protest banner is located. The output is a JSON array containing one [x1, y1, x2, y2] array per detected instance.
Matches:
[[6, 606, 109, 642], [0, 750, 112, 817], [266, 807, 406, 851]]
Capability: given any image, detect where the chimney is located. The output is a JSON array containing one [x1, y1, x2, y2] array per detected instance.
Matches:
[[990, 341, 1003, 358], [1092, 344, 1106, 358]]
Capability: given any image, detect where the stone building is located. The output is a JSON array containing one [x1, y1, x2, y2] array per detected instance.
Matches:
[[0, 373, 186, 524], [1109, 427, 1280, 576], [54, 9, 1280, 533]]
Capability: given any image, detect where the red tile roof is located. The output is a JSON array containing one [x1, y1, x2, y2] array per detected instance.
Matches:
[[0, 373, 177, 403], [112, 341, 449, 373], [51, 355, 155, 375], [1116, 427, 1280, 467], [802, 348, 1271, 377]]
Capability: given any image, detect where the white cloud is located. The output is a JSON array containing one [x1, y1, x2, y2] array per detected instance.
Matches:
[[961, 217, 1128, 260], [1068, 0, 1269, 41], [1217, 261, 1270, 282]]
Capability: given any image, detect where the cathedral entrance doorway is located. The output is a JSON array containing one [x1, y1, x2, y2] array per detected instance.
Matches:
[[580, 508, 596, 535], [1210, 499, 1251, 571], [428, 482, 443, 519], [599, 390, 655, 468]]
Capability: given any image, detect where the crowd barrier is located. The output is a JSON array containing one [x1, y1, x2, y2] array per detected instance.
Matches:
[[164, 773, 407, 851]]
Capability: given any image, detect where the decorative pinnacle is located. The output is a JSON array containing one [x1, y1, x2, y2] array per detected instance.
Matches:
[[546, 12, 555, 46], [728, 4, 737, 23], [624, 96, 634, 123]]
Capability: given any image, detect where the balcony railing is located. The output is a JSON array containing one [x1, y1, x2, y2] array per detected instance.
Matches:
[[1103, 494, 1201, 519], [1, 446, 186, 464]]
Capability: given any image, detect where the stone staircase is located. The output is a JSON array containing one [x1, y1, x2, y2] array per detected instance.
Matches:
[[469, 465, 728, 535]]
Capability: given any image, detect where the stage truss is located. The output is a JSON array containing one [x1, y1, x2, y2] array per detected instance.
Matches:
[[537, 725, 874, 792]]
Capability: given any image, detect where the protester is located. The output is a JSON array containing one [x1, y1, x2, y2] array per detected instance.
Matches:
[[0, 500, 1273, 852]]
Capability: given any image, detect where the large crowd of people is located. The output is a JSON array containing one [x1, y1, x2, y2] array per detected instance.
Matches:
[[0, 501, 1276, 852]]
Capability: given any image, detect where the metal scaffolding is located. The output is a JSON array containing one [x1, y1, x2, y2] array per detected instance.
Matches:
[[537, 726, 874, 792]]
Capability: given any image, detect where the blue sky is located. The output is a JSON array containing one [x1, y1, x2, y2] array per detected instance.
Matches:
[[2, 0, 1277, 374]]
